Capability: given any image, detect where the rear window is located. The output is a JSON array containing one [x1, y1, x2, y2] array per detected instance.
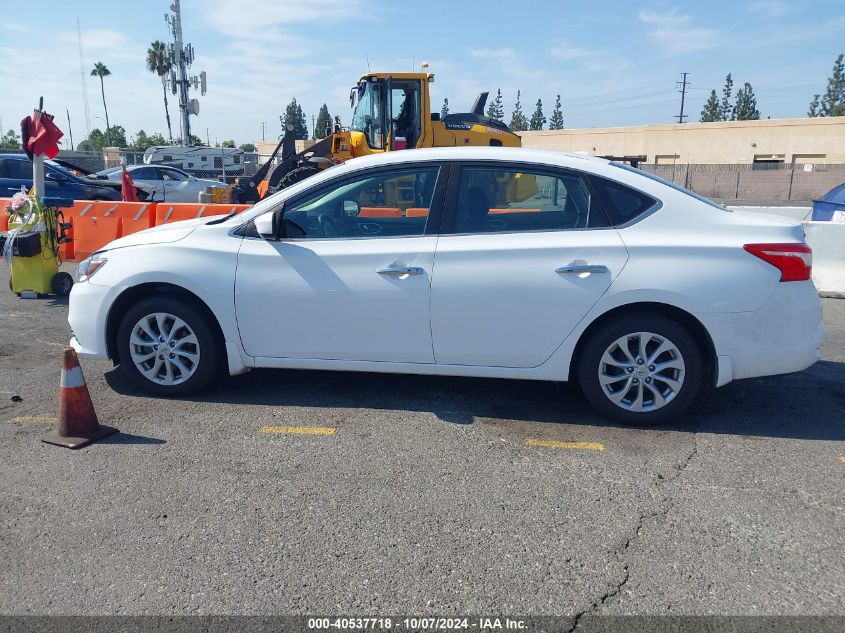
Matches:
[[612, 163, 727, 212], [590, 175, 657, 225]]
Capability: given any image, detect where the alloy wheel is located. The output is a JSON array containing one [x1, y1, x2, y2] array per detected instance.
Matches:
[[598, 331, 686, 413], [129, 312, 201, 386]]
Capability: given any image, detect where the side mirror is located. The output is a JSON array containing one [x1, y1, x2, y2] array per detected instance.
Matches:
[[254, 207, 284, 240], [343, 200, 359, 217], [46, 172, 67, 183]]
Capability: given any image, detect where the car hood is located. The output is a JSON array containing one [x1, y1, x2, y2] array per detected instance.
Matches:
[[97, 216, 209, 252]]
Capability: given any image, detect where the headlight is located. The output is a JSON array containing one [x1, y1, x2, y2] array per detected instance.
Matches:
[[77, 253, 108, 282]]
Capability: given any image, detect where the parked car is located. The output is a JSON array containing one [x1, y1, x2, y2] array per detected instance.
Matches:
[[92, 165, 225, 202], [0, 154, 152, 201], [68, 147, 823, 423], [811, 182, 845, 221]]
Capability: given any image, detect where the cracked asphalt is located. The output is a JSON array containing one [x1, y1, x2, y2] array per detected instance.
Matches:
[[0, 268, 843, 623]]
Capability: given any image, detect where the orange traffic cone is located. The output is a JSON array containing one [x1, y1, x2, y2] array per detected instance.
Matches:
[[41, 347, 118, 449]]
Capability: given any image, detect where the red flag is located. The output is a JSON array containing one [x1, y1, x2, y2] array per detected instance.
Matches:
[[26, 111, 63, 159], [121, 167, 139, 202]]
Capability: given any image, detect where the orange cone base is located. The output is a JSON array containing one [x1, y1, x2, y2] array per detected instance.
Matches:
[[41, 424, 118, 449]]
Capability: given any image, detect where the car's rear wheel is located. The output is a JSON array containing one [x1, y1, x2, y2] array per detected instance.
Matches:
[[116, 296, 219, 396], [577, 313, 702, 424]]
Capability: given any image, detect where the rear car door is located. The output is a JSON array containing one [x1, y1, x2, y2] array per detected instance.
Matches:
[[430, 162, 630, 368], [235, 163, 447, 362], [0, 157, 33, 197]]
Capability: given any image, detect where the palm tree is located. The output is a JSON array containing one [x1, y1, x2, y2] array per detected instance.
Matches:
[[90, 62, 111, 146], [146, 41, 173, 144]]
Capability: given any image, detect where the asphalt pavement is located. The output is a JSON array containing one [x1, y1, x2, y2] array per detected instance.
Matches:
[[0, 266, 842, 624]]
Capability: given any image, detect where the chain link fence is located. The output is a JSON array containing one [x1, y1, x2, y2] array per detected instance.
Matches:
[[639, 163, 844, 203]]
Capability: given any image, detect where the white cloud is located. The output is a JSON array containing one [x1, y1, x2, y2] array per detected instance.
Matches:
[[638, 8, 721, 55]]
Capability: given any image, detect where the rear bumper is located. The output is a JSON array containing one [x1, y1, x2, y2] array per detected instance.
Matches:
[[702, 281, 824, 384]]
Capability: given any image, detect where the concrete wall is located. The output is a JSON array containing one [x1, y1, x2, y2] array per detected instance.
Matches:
[[519, 116, 845, 165]]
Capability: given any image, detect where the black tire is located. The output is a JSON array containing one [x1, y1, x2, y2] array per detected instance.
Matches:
[[51, 272, 74, 296], [577, 312, 702, 424], [279, 164, 320, 190], [116, 295, 220, 397]]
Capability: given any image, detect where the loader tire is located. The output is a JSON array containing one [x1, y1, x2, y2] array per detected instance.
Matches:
[[279, 165, 320, 190]]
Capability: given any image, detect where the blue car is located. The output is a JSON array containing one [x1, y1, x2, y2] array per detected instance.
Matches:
[[0, 153, 133, 201]]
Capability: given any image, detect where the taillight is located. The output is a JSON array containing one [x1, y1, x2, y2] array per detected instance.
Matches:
[[743, 243, 812, 282]]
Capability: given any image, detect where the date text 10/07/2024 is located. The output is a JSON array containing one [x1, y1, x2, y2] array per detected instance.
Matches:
[[307, 617, 527, 630]]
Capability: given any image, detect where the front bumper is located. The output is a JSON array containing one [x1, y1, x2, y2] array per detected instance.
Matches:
[[67, 279, 116, 360]]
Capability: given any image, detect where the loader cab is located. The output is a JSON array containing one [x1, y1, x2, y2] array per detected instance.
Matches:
[[350, 73, 432, 152]]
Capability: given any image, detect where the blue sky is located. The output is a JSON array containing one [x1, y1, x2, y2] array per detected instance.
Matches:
[[1, 0, 843, 148]]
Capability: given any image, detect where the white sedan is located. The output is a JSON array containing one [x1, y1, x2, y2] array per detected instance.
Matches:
[[93, 165, 225, 202], [68, 147, 823, 423]]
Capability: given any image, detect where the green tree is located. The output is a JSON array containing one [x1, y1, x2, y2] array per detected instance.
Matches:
[[808, 94, 821, 117], [700, 89, 721, 122], [529, 98, 545, 131], [282, 97, 309, 140], [719, 73, 734, 121], [130, 130, 167, 152], [0, 129, 21, 150], [239, 143, 256, 152], [440, 97, 449, 118], [314, 103, 332, 139], [509, 90, 528, 131], [90, 62, 112, 145], [486, 88, 504, 121], [221, 139, 236, 148], [733, 82, 761, 120], [146, 40, 173, 143], [548, 94, 564, 130], [817, 53, 845, 116]]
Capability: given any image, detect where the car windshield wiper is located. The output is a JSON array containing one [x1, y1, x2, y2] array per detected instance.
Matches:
[[206, 210, 239, 225]]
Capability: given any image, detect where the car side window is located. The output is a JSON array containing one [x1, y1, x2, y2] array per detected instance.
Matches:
[[4, 159, 33, 180], [131, 167, 155, 180], [162, 169, 188, 181], [281, 166, 440, 239], [451, 166, 606, 234], [589, 175, 658, 225]]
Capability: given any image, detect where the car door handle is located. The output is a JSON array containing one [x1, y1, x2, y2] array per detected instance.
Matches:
[[377, 266, 424, 276], [555, 265, 610, 274]]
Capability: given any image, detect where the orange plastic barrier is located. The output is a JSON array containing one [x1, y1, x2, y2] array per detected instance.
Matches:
[[0, 198, 11, 231], [69, 215, 121, 261], [405, 208, 429, 217], [489, 208, 542, 214], [358, 207, 402, 218]]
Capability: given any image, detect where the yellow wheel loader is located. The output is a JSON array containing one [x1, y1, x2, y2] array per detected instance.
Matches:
[[230, 72, 522, 203]]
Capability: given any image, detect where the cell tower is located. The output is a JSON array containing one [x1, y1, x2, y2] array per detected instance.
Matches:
[[77, 18, 92, 138], [165, 0, 207, 146]]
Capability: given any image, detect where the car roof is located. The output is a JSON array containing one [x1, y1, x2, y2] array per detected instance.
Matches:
[[340, 146, 611, 170]]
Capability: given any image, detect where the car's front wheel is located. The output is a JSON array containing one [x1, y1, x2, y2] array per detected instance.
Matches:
[[577, 313, 703, 424], [116, 296, 220, 396]]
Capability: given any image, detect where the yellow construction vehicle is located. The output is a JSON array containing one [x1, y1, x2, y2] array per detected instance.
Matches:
[[230, 71, 522, 203]]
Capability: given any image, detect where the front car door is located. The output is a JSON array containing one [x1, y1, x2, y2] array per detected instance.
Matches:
[[430, 162, 630, 368], [160, 167, 192, 201], [235, 162, 447, 362]]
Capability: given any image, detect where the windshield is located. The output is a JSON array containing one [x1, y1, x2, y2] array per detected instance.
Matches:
[[613, 163, 728, 211], [350, 80, 386, 149]]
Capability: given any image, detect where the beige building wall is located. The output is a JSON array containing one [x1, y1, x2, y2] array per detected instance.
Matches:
[[519, 116, 845, 165]]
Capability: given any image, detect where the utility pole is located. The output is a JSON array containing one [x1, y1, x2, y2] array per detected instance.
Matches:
[[66, 108, 74, 151], [206, 127, 210, 146], [676, 72, 690, 124], [312, 114, 316, 139], [259, 121, 267, 141]]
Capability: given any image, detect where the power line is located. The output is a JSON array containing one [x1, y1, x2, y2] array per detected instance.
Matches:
[[564, 90, 675, 111], [676, 72, 690, 124]]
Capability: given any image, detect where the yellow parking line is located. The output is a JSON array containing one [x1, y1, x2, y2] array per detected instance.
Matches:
[[10, 416, 57, 425], [525, 438, 604, 451], [260, 425, 335, 436], [838, 456, 845, 464]]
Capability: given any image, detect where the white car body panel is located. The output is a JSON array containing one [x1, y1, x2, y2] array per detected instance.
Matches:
[[68, 146, 823, 395], [430, 229, 628, 367], [235, 235, 437, 362]]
